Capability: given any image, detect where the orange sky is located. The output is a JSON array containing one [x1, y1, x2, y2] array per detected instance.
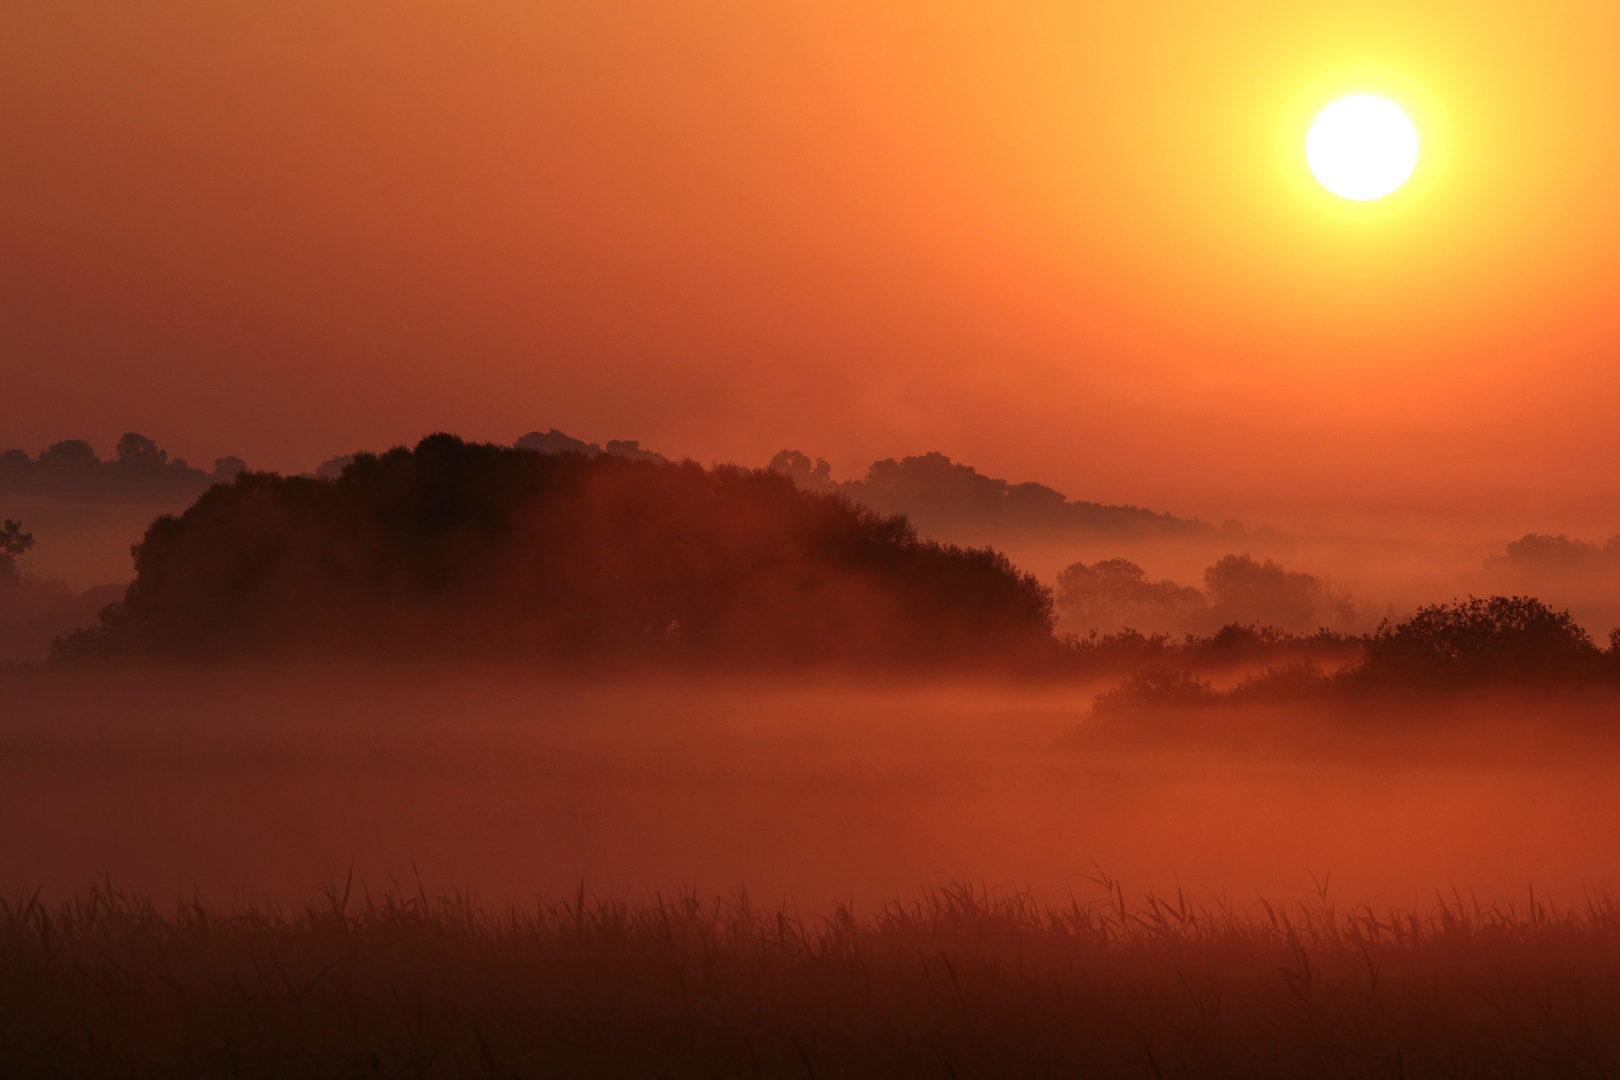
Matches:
[[5, 0, 1620, 539]]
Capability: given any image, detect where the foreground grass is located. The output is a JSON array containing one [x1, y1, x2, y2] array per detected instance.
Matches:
[[4, 880, 1620, 1078]]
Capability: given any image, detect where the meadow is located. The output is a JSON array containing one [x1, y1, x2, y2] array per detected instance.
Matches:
[[4, 668, 1620, 1075], [6, 864, 1620, 1077]]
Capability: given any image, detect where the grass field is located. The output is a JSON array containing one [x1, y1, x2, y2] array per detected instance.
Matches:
[[6, 669, 1620, 1076], [5, 876, 1620, 1077]]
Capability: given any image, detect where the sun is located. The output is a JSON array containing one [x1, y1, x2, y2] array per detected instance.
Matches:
[[1306, 95, 1419, 201]]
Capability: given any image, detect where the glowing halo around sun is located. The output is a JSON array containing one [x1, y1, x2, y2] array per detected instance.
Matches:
[[1305, 95, 1420, 201]]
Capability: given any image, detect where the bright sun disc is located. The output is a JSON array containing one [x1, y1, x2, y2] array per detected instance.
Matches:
[[1306, 95, 1419, 201]]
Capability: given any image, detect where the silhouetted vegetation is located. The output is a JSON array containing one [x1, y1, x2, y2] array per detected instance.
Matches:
[[0, 522, 123, 662], [58, 435, 1055, 668], [1064, 622, 1363, 676], [770, 448, 1220, 540], [5, 880, 1620, 1078], [1474, 532, 1620, 638], [0, 519, 33, 587], [1089, 595, 1620, 720], [1357, 595, 1602, 688], [1057, 554, 1363, 636], [1055, 557, 1206, 634], [1486, 532, 1620, 574], [0, 434, 245, 504], [516, 428, 669, 463]]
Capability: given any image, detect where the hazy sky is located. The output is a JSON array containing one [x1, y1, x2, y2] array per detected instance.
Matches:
[[5, 1, 1620, 538]]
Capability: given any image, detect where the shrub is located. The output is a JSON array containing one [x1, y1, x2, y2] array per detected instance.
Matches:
[[1358, 595, 1601, 688]]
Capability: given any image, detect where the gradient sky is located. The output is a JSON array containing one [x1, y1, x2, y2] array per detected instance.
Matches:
[[5, 1, 1620, 538]]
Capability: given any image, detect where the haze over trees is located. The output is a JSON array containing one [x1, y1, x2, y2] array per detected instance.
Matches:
[[515, 429, 669, 464], [1090, 595, 1613, 721], [769, 449, 1226, 542], [0, 433, 246, 504], [1056, 554, 1362, 636], [60, 435, 1055, 667], [1474, 532, 1620, 635], [0, 520, 122, 662]]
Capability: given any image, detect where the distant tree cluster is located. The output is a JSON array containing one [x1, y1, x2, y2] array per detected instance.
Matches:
[[1055, 554, 1362, 636], [0, 434, 245, 504], [769, 449, 1221, 541], [1089, 595, 1614, 719], [1063, 621, 1363, 676], [58, 435, 1055, 668], [515, 430, 668, 464], [1485, 533, 1620, 574], [1472, 532, 1620, 637]]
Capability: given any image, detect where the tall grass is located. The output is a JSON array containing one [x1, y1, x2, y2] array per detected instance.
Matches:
[[5, 878, 1620, 1077]]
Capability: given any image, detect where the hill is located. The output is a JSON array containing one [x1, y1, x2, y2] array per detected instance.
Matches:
[[769, 449, 1222, 542]]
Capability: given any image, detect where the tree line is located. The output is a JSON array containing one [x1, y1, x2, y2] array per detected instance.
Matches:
[[1055, 554, 1363, 636], [56, 435, 1055, 668], [1091, 594, 1619, 717], [769, 449, 1225, 540], [0, 433, 245, 503]]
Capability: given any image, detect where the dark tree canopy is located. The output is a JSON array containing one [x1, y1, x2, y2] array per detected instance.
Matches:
[[62, 435, 1055, 668], [1359, 595, 1601, 687]]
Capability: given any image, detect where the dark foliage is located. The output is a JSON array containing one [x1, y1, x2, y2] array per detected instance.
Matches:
[[1087, 596, 1617, 720], [1357, 595, 1602, 688], [59, 435, 1055, 668], [0, 520, 33, 587], [1062, 622, 1363, 674], [0, 433, 246, 504]]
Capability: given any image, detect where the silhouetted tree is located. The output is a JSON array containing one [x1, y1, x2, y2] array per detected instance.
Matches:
[[60, 435, 1055, 669], [0, 520, 35, 587]]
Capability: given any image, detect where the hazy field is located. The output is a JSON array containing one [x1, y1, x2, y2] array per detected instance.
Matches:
[[5, 669, 1620, 911]]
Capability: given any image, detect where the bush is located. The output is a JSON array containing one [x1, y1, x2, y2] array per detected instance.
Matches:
[[1090, 668, 1217, 718], [1358, 595, 1602, 688]]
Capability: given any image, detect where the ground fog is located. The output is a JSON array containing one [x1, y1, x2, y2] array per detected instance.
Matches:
[[3, 670, 1618, 912]]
